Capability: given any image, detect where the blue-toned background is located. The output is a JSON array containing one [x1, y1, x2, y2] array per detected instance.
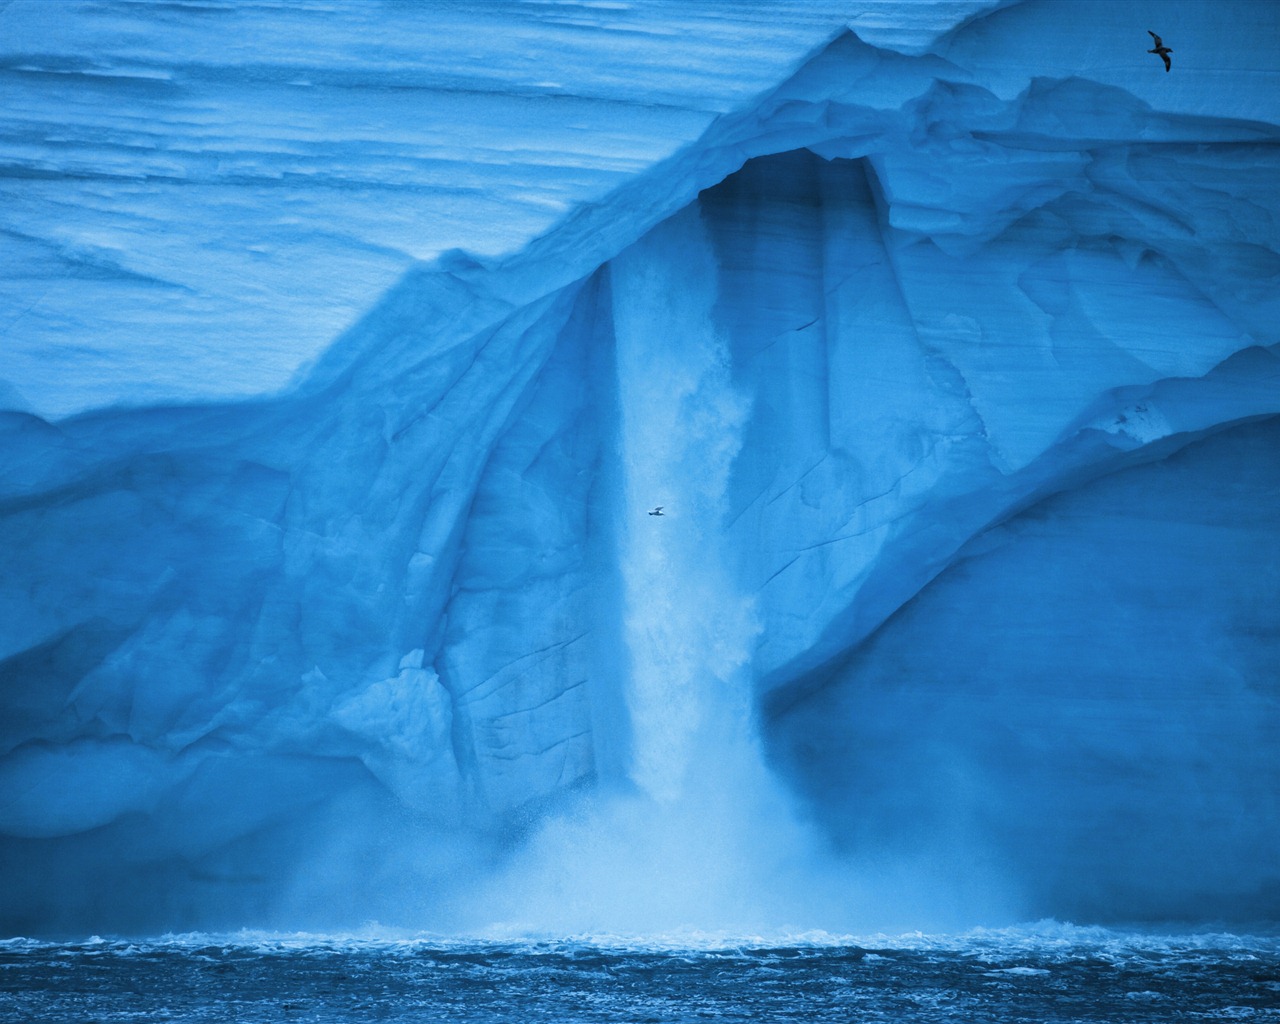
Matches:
[[0, 0, 1277, 940]]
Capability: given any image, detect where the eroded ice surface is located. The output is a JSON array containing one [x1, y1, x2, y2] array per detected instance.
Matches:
[[0, 0, 1277, 936]]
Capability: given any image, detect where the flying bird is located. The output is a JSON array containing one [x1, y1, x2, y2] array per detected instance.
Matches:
[[648, 506, 664, 516], [1147, 30, 1172, 72]]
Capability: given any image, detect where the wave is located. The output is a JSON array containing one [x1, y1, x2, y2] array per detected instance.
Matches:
[[5, 919, 1279, 959]]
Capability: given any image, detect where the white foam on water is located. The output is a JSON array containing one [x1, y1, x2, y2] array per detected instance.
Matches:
[[6, 920, 1279, 959]]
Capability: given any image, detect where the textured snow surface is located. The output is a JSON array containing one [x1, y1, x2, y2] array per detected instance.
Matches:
[[0, 0, 1002, 417], [0, 0, 1278, 935]]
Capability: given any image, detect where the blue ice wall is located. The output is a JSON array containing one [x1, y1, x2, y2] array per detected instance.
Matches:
[[1, 4, 1279, 935], [770, 417, 1280, 922]]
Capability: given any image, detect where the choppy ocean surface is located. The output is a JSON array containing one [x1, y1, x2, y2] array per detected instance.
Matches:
[[2, 924, 1278, 1023]]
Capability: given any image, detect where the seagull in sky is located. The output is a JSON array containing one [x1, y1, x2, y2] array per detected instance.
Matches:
[[648, 506, 664, 516], [1147, 30, 1172, 72]]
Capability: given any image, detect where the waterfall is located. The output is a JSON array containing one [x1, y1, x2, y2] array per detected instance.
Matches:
[[609, 206, 758, 804], [429, 203, 1012, 939], [462, 207, 860, 938]]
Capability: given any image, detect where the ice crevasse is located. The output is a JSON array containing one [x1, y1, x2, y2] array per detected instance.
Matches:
[[0, 0, 1278, 934]]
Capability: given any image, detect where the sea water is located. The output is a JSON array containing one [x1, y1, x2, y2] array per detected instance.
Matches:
[[2, 926, 1277, 1023]]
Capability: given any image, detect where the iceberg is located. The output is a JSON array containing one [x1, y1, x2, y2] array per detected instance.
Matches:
[[0, 0, 1277, 935]]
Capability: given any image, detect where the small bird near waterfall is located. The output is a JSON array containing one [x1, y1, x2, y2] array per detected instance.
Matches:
[[648, 506, 664, 516], [1147, 30, 1172, 72]]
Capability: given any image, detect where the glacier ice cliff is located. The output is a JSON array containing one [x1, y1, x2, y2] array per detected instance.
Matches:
[[0, 0, 1278, 936]]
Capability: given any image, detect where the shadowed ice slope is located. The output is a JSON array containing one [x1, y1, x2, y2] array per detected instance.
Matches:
[[0, 2, 1278, 934]]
